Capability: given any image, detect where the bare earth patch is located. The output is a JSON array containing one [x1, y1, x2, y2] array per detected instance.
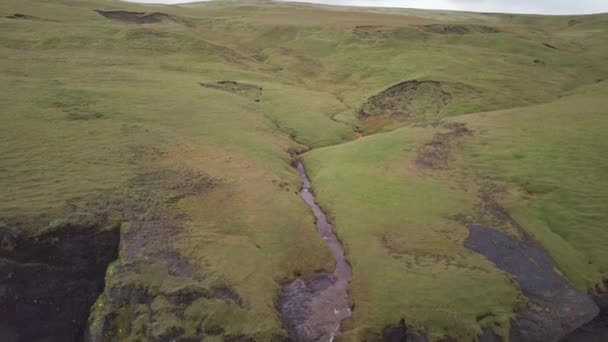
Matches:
[[360, 80, 452, 121], [5, 13, 39, 20], [414, 122, 472, 170], [95, 10, 177, 24], [200, 81, 263, 102], [421, 24, 500, 34]]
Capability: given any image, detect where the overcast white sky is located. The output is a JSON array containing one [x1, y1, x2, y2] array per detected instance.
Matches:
[[124, 0, 608, 15]]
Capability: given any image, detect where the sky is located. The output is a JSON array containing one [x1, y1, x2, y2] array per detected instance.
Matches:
[[123, 0, 608, 15]]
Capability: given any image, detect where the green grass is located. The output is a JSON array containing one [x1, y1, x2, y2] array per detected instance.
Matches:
[[303, 83, 608, 340], [455, 81, 608, 290], [1, 0, 607, 340], [303, 129, 520, 340]]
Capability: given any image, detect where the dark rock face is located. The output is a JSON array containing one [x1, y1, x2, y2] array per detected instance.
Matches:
[[478, 328, 503, 342], [85, 258, 246, 342], [561, 280, 608, 342], [0, 223, 120, 342], [465, 225, 599, 342]]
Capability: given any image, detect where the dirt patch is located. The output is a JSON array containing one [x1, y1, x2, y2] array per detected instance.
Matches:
[[0, 222, 120, 342], [352, 25, 415, 40], [568, 20, 582, 27], [5, 13, 39, 20], [360, 80, 451, 121], [200, 81, 262, 102], [414, 121, 472, 170], [353, 25, 384, 39], [382, 319, 429, 342], [465, 225, 598, 341], [420, 24, 500, 34], [95, 10, 177, 24], [543, 42, 558, 50], [381, 319, 500, 341], [533, 59, 545, 65]]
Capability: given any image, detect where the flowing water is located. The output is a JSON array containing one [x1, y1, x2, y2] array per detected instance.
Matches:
[[278, 161, 352, 341]]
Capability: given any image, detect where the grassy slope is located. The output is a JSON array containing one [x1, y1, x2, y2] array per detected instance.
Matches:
[[303, 128, 520, 340], [1, 0, 607, 340], [304, 83, 608, 340], [456, 82, 608, 290]]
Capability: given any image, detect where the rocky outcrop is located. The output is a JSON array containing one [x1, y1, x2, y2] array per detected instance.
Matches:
[[0, 222, 120, 342], [465, 225, 599, 341]]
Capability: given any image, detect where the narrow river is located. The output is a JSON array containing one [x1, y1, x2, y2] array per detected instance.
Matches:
[[279, 161, 352, 341]]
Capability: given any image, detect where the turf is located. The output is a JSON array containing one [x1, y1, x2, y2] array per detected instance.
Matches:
[[1, 0, 607, 340]]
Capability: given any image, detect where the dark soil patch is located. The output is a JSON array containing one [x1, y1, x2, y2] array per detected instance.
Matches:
[[95, 10, 177, 24], [382, 318, 496, 342], [352, 26, 420, 41], [415, 122, 472, 170], [465, 225, 598, 341], [211, 286, 244, 308], [543, 42, 558, 50], [360, 80, 451, 120], [533, 59, 545, 65], [0, 222, 120, 342], [200, 81, 262, 102], [353, 25, 384, 39], [5, 13, 39, 20], [421, 24, 500, 34], [382, 319, 429, 342], [568, 19, 582, 27]]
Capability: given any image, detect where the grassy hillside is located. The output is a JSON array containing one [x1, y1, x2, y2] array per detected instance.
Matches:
[[304, 81, 608, 340], [1, 0, 607, 340]]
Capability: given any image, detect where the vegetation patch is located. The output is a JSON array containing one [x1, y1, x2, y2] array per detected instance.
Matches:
[[95, 10, 177, 24], [200, 81, 263, 102]]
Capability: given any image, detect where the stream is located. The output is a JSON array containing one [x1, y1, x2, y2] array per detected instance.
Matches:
[[278, 161, 352, 341]]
